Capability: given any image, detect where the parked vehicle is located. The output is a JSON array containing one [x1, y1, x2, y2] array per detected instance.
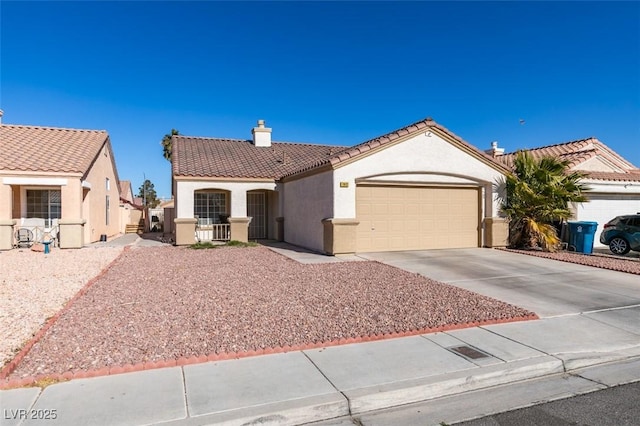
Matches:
[[599, 213, 640, 255]]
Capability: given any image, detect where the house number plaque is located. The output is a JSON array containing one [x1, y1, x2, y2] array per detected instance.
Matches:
[[340, 182, 349, 188]]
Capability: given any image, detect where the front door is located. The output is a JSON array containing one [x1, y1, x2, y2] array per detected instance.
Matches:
[[247, 192, 266, 239]]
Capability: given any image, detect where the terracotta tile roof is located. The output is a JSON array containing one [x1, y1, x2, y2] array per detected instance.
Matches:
[[497, 137, 640, 182], [0, 124, 110, 175], [119, 180, 134, 202], [172, 137, 342, 179], [583, 170, 640, 182], [173, 117, 510, 181]]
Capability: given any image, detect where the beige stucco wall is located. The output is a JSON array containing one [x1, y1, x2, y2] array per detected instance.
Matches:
[[332, 132, 506, 219], [282, 170, 334, 252], [81, 143, 121, 243], [281, 131, 507, 252], [119, 204, 142, 233], [0, 183, 12, 220]]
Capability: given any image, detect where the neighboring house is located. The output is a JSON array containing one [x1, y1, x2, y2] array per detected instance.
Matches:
[[493, 138, 640, 246], [119, 180, 135, 203], [171, 118, 512, 254], [119, 180, 143, 234], [0, 111, 122, 249]]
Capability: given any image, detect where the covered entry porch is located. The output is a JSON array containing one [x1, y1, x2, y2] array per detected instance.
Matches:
[[0, 176, 89, 250], [173, 179, 282, 245]]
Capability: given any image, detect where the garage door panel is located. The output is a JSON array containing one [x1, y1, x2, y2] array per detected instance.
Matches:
[[356, 185, 479, 252]]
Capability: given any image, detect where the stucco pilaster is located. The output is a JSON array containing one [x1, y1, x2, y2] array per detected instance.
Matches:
[[228, 217, 251, 242], [61, 178, 83, 220], [484, 217, 508, 247], [322, 218, 360, 255], [0, 184, 12, 220], [174, 218, 197, 246], [0, 220, 16, 250], [230, 190, 247, 217], [58, 219, 86, 249]]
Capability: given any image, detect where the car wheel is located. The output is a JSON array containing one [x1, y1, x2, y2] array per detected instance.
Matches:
[[609, 237, 630, 255]]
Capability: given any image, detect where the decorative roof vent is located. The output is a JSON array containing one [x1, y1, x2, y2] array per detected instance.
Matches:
[[252, 119, 272, 147], [485, 141, 505, 157]]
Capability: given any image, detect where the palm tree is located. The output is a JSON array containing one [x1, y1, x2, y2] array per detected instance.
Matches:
[[161, 129, 180, 162], [500, 151, 590, 251]]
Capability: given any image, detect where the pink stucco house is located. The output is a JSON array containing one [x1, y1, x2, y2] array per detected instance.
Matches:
[[0, 111, 122, 249]]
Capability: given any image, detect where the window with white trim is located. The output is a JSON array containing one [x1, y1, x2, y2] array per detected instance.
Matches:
[[26, 189, 61, 227], [194, 192, 227, 225]]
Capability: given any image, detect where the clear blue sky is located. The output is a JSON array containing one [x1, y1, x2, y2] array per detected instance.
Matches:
[[1, 1, 639, 199]]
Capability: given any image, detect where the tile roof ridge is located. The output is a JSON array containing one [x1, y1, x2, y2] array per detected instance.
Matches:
[[0, 123, 107, 133], [175, 135, 248, 142], [503, 137, 597, 155], [272, 140, 340, 148], [175, 134, 340, 149]]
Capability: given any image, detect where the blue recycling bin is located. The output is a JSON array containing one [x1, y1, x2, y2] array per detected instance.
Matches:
[[567, 221, 598, 254]]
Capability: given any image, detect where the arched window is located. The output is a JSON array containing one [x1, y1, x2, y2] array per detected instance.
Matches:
[[194, 191, 227, 225]]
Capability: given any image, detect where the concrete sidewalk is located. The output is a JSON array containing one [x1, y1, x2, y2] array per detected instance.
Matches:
[[2, 306, 639, 426]]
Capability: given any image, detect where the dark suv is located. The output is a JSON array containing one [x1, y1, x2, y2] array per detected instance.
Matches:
[[599, 214, 640, 255]]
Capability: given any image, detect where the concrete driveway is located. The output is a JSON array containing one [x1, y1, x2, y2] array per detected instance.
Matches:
[[361, 248, 640, 318]]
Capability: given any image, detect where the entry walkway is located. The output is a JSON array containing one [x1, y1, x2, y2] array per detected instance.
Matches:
[[259, 240, 366, 264]]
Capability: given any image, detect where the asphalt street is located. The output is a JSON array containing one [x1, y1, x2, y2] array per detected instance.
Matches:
[[456, 381, 640, 426]]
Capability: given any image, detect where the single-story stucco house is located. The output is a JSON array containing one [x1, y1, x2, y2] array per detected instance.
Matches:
[[0, 111, 122, 249], [493, 138, 640, 247], [171, 117, 513, 254]]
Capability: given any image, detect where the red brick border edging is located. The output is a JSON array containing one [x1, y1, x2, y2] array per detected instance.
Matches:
[[0, 246, 131, 385], [0, 311, 538, 390]]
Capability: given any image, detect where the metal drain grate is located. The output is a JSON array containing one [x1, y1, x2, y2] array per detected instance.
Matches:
[[448, 345, 490, 360]]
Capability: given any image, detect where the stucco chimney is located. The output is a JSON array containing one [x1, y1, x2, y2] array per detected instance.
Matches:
[[485, 141, 505, 157], [252, 119, 272, 147]]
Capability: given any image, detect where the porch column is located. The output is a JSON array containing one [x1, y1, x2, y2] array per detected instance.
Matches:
[[59, 179, 85, 248], [484, 217, 508, 247], [0, 183, 15, 249], [0, 183, 12, 220], [174, 218, 197, 246], [0, 220, 15, 250], [228, 217, 251, 242], [322, 218, 360, 255], [58, 219, 87, 248], [230, 189, 247, 217]]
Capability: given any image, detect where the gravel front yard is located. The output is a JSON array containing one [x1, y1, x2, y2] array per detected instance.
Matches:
[[503, 248, 640, 275], [5, 246, 535, 380], [0, 246, 124, 368]]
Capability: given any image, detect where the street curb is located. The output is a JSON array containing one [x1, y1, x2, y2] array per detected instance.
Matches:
[[345, 355, 565, 415], [0, 315, 538, 390], [158, 392, 349, 426]]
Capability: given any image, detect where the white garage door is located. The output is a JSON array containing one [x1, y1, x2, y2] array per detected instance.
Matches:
[[356, 185, 480, 252], [576, 195, 640, 247]]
